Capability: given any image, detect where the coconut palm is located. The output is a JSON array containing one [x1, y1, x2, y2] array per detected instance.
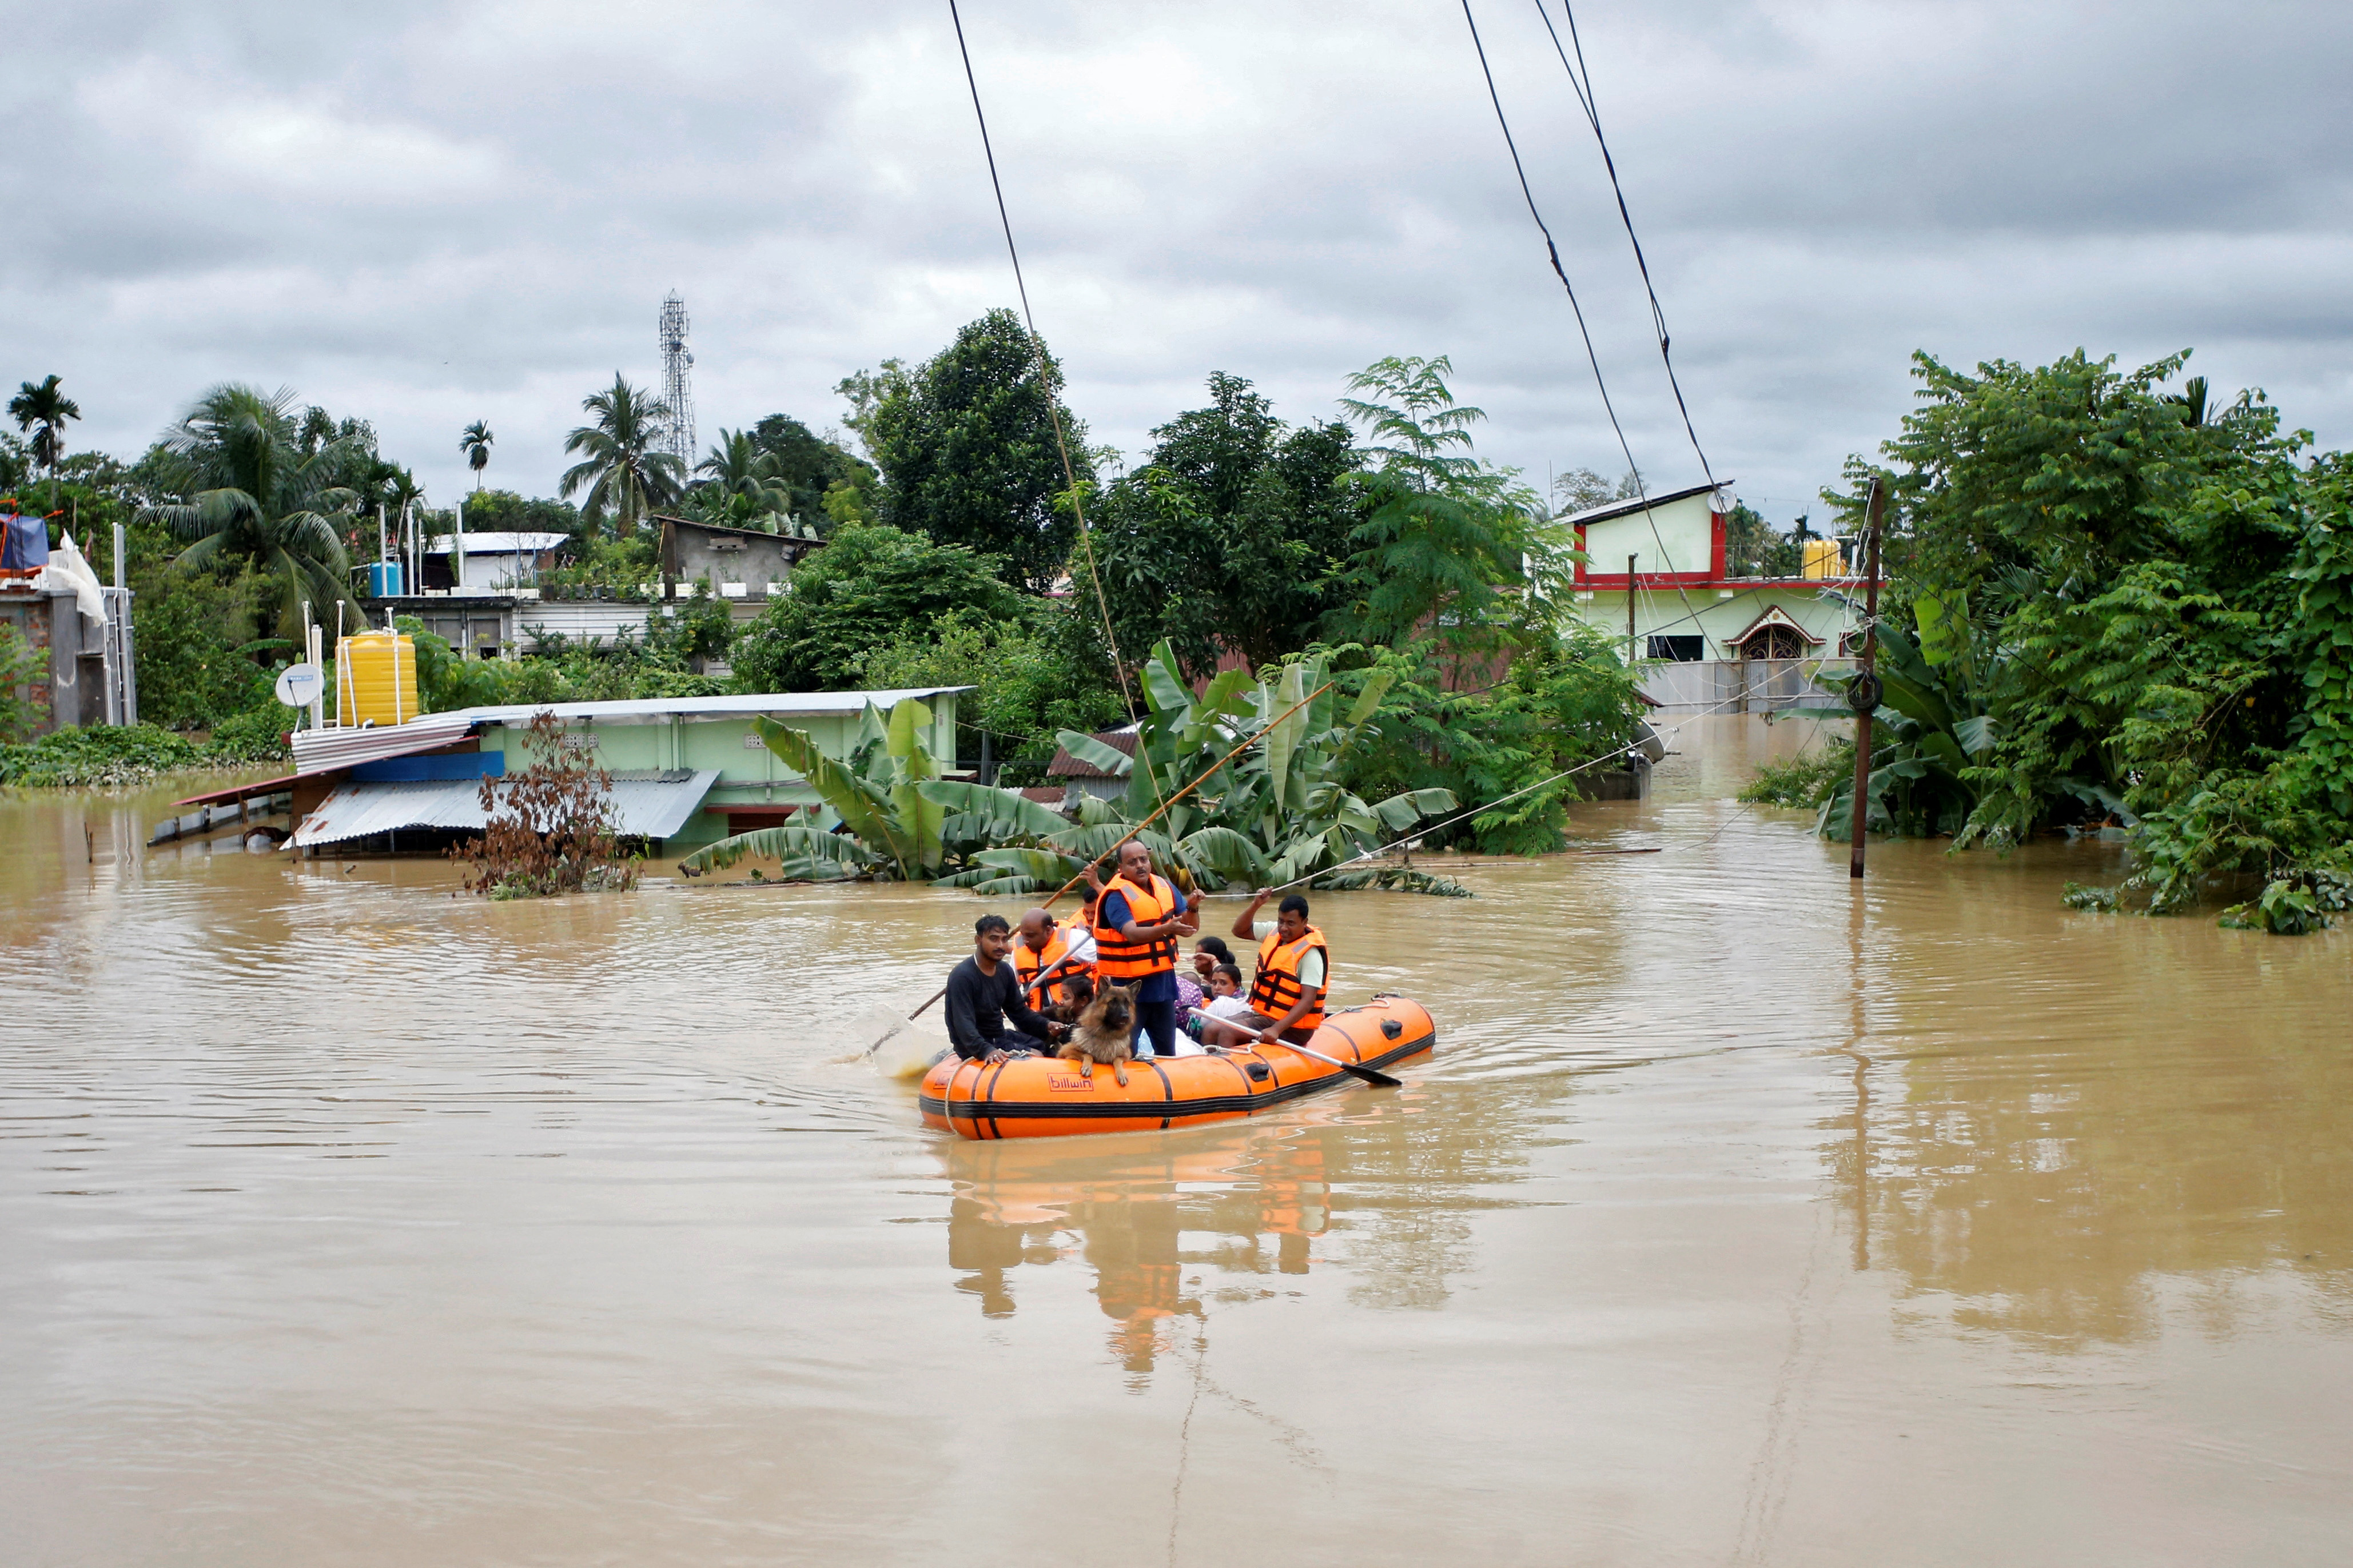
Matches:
[[143, 384, 357, 636], [460, 420, 494, 490], [9, 374, 82, 510], [559, 376, 682, 535], [692, 428, 794, 527]]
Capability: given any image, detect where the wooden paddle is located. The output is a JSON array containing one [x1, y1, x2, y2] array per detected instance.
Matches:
[[864, 949, 1081, 1059], [1270, 1038, 1403, 1090], [1192, 1009, 1403, 1089]]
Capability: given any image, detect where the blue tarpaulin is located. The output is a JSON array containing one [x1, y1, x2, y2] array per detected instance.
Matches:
[[1, 514, 49, 570]]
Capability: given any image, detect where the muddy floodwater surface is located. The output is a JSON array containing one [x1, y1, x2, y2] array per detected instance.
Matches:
[[3, 716, 2349, 1566]]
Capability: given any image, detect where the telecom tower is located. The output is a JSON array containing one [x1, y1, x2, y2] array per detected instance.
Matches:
[[659, 292, 695, 469]]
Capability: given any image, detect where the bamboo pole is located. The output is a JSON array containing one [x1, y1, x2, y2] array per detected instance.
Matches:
[[1041, 680, 1335, 909]]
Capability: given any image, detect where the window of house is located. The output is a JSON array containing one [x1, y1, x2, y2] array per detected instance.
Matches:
[[1646, 635, 1705, 662]]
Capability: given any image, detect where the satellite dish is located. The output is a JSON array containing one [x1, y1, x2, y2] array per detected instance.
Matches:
[[274, 662, 324, 707]]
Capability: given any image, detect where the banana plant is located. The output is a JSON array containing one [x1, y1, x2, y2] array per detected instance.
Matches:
[[680, 697, 951, 880], [939, 639, 1461, 895]]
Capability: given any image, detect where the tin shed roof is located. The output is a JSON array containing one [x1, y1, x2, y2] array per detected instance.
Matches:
[[289, 768, 720, 849]]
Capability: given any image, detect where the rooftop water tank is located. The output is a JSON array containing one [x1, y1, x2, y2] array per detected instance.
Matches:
[[337, 631, 419, 727]]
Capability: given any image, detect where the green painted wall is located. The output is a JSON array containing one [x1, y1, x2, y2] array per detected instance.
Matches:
[[473, 693, 959, 850]]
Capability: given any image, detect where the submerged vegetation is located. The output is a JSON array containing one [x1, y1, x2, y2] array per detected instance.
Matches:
[[0, 719, 288, 788], [1805, 349, 2353, 932]]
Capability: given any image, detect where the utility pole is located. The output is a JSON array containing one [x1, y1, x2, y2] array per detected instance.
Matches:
[[1627, 552, 1639, 665], [1848, 477, 1888, 880]]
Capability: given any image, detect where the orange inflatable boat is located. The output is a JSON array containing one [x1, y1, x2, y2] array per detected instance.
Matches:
[[919, 995, 1435, 1140]]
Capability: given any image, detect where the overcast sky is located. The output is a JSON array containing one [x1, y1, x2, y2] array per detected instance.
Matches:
[[10, 1, 2352, 527]]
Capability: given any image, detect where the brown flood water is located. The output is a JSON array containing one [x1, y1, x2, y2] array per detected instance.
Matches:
[[3, 715, 2349, 1566]]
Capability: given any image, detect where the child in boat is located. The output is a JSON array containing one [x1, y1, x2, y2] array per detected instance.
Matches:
[[1045, 972, 1098, 1028], [1187, 964, 1259, 1050]]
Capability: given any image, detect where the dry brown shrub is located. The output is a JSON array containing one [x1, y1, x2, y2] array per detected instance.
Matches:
[[449, 711, 640, 897]]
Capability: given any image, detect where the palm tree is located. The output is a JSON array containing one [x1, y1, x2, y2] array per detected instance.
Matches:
[[559, 376, 682, 534], [694, 428, 793, 526], [9, 374, 82, 511], [461, 420, 494, 490], [142, 384, 357, 637]]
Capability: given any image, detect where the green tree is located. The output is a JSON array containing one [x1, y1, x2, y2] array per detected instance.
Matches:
[[1325, 356, 1575, 656], [728, 522, 1024, 693], [1089, 373, 1365, 673], [1722, 502, 1800, 577], [559, 376, 683, 535], [749, 412, 878, 522], [858, 309, 1092, 595], [142, 384, 357, 638], [9, 375, 82, 511], [461, 421, 494, 490], [853, 608, 1125, 782]]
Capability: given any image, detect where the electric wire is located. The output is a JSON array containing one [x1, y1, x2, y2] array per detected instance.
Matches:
[[943, 0, 1169, 815], [1532, 0, 1716, 491], [1457, 1, 1703, 643]]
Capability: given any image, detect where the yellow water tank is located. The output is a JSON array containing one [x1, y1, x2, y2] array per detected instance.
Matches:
[[337, 631, 419, 726], [1801, 538, 1845, 580]]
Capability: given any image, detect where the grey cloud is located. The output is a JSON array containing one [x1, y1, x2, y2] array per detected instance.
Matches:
[[6, 0, 2351, 527]]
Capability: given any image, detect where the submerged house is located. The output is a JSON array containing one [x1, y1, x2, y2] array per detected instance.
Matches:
[[1562, 482, 1872, 711], [161, 688, 968, 858]]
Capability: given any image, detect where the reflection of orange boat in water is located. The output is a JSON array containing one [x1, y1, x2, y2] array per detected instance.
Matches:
[[943, 1125, 1333, 1369], [918, 996, 1435, 1140]]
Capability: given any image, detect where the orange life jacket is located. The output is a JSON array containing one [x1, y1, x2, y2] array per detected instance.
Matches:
[[1248, 924, 1329, 1033], [1014, 925, 1089, 1007], [1093, 873, 1181, 980]]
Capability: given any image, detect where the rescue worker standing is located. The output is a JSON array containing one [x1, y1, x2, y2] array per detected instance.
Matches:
[[1228, 890, 1329, 1047], [1091, 839, 1198, 1059]]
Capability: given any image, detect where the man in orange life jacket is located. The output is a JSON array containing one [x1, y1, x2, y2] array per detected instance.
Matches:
[[1225, 889, 1329, 1047], [1091, 838, 1199, 1060], [1013, 905, 1093, 1008]]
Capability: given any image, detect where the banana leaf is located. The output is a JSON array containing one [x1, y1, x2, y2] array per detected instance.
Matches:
[[1173, 824, 1267, 886], [917, 780, 1070, 839], [1370, 786, 1456, 834], [1055, 728, 1134, 777], [1263, 662, 1307, 813], [1142, 644, 1193, 716], [754, 717, 902, 859], [884, 698, 937, 776], [677, 824, 877, 879], [964, 845, 1085, 882]]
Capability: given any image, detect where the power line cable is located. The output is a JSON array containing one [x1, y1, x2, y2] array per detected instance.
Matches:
[[1531, 0, 1717, 491], [1458, 1, 1702, 650], [944, 0, 1168, 812]]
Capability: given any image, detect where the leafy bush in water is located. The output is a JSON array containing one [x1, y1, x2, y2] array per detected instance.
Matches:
[[1823, 350, 2353, 931], [0, 724, 204, 786], [202, 708, 293, 764], [1738, 739, 1853, 810], [1325, 623, 1645, 856]]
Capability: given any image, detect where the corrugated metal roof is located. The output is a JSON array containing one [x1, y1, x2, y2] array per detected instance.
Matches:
[[289, 768, 720, 849], [446, 687, 972, 727], [287, 713, 483, 774]]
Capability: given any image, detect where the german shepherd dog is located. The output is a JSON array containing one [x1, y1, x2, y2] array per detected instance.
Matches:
[[1058, 982, 1136, 1087]]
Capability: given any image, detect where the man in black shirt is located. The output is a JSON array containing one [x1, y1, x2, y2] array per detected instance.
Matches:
[[945, 914, 1069, 1063]]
